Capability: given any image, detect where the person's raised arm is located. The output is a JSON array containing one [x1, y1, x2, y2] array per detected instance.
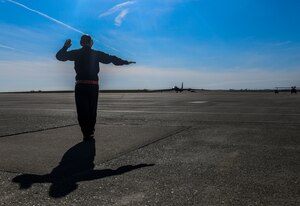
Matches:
[[97, 51, 136, 66], [56, 39, 77, 61]]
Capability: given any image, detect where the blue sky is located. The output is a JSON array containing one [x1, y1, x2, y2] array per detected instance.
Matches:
[[0, 0, 300, 91]]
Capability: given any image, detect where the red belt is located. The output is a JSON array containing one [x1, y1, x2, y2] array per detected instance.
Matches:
[[76, 80, 99, 85]]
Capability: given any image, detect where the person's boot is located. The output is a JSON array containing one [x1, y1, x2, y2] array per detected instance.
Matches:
[[83, 130, 95, 142]]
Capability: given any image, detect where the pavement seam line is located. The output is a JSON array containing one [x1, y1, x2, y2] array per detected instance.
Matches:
[[0, 126, 192, 176], [99, 109, 300, 116], [100, 119, 300, 125], [96, 126, 192, 166], [0, 169, 21, 175], [0, 124, 78, 138]]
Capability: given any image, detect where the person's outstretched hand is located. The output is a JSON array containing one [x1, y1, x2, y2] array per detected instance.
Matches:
[[127, 61, 136, 65], [64, 39, 72, 49]]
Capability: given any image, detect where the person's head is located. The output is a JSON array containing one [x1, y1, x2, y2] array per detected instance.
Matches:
[[80, 34, 93, 47]]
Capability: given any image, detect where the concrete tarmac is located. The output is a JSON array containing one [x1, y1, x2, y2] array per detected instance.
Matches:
[[0, 91, 299, 205]]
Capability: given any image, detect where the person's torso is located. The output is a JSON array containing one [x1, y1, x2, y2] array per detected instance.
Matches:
[[74, 47, 99, 81]]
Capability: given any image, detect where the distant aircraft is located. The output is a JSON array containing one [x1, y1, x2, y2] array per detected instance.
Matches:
[[172, 82, 194, 93], [172, 82, 184, 93], [274, 86, 297, 94], [291, 86, 297, 94]]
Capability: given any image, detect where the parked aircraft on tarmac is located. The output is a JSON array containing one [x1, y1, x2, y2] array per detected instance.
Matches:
[[274, 86, 297, 94], [172, 82, 194, 93]]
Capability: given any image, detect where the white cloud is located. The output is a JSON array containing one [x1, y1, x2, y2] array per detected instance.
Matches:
[[0, 60, 74, 92], [115, 9, 129, 26], [273, 41, 292, 47], [1, 59, 299, 92], [100, 65, 300, 90], [99, 1, 135, 17], [99, 1, 135, 26]]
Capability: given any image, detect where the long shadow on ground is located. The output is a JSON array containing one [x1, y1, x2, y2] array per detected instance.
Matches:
[[12, 139, 154, 198]]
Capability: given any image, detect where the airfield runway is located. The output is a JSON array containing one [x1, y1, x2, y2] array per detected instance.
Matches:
[[0, 91, 299, 205]]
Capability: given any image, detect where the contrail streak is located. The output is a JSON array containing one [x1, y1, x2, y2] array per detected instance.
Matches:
[[0, 43, 32, 54], [0, 43, 15, 50], [6, 0, 84, 34], [5, 0, 125, 54]]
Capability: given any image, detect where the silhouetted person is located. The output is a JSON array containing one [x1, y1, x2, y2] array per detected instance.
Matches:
[[56, 35, 135, 141]]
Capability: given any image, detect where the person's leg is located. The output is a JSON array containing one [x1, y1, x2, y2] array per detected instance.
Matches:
[[88, 85, 99, 137], [75, 84, 90, 138]]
